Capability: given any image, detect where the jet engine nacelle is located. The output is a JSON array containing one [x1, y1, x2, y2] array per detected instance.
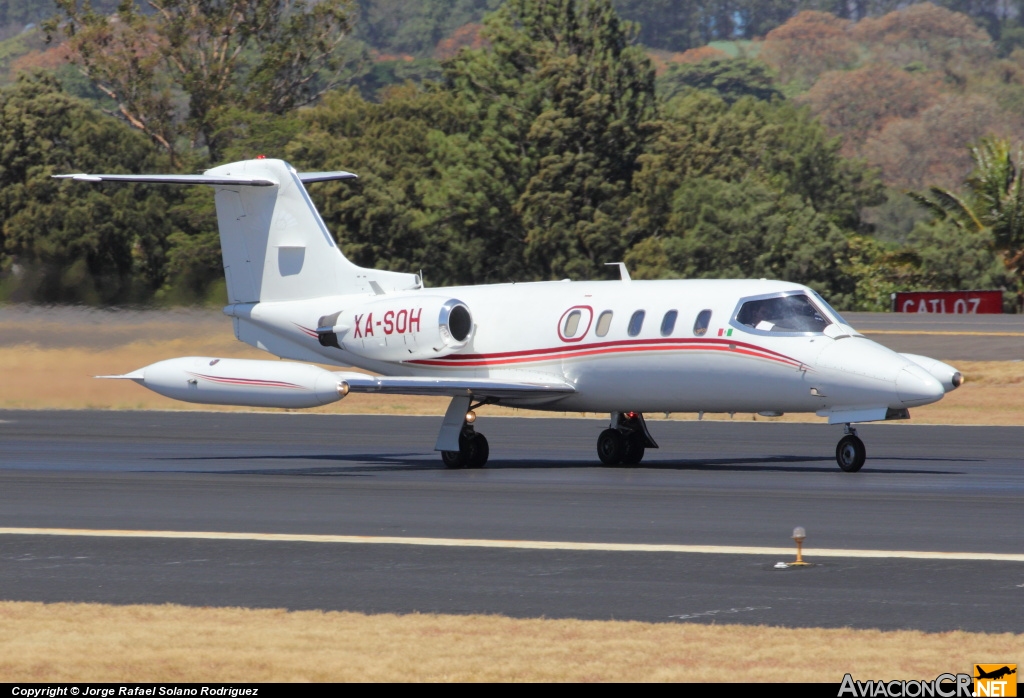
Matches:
[[122, 357, 348, 408], [317, 296, 473, 362]]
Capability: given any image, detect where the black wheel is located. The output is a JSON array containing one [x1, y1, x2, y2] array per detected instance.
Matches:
[[441, 449, 466, 469], [597, 428, 625, 465], [621, 432, 646, 466], [836, 434, 866, 472], [466, 433, 489, 468]]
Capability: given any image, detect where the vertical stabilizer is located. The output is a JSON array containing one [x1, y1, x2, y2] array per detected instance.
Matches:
[[55, 159, 421, 303], [205, 159, 420, 302]]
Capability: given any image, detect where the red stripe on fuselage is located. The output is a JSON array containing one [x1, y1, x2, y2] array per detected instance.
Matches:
[[293, 323, 319, 338], [408, 338, 804, 369]]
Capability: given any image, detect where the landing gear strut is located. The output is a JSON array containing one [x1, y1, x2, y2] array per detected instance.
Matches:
[[835, 424, 866, 472], [438, 396, 490, 469], [597, 412, 658, 466]]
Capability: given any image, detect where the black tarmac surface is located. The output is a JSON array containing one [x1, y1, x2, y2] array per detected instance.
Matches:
[[1, 410, 1022, 632]]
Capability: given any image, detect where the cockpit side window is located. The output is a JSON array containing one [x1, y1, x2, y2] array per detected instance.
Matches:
[[736, 294, 831, 333]]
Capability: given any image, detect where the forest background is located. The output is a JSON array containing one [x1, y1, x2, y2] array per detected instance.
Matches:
[[1, 0, 1023, 311]]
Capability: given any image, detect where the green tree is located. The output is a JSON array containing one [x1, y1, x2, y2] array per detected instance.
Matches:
[[624, 176, 862, 307], [910, 136, 1024, 279], [629, 91, 883, 242], [656, 57, 782, 104], [0, 73, 171, 303], [45, 0, 355, 165], [441, 0, 657, 280]]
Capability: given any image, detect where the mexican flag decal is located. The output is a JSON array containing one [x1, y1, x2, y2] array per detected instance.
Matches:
[[717, 328, 733, 337]]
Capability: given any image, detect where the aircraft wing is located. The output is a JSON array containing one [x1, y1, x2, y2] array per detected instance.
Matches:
[[333, 372, 576, 400]]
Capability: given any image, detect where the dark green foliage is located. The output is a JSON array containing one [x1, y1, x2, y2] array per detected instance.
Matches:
[[910, 136, 1024, 285], [657, 58, 782, 104], [351, 0, 502, 57], [904, 219, 1014, 290], [441, 0, 657, 280], [625, 177, 860, 306], [630, 92, 883, 238], [0, 74, 171, 303]]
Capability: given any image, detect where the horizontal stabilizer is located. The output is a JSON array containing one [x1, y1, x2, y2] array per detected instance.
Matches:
[[54, 171, 357, 187], [334, 373, 575, 400], [54, 173, 278, 187], [298, 171, 358, 183]]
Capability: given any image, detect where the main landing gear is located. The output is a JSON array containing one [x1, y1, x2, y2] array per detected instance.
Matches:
[[597, 412, 659, 466], [437, 395, 489, 469], [836, 424, 866, 472]]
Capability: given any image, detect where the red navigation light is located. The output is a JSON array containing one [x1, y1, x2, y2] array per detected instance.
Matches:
[[626, 411, 638, 419], [256, 154, 266, 159]]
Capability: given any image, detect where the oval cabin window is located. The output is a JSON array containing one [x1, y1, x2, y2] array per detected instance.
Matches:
[[563, 310, 582, 338], [596, 311, 613, 337], [693, 309, 712, 336], [627, 310, 645, 337], [661, 310, 678, 336]]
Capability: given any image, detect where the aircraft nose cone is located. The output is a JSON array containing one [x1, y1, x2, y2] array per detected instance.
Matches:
[[896, 365, 945, 407]]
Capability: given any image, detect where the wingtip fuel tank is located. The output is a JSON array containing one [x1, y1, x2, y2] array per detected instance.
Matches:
[[116, 357, 348, 409]]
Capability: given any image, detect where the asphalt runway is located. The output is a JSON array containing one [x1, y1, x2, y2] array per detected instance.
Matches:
[[1, 410, 1022, 633], [843, 312, 1024, 360]]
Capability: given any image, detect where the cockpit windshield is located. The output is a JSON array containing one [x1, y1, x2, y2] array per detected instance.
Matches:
[[736, 294, 831, 333], [811, 290, 849, 327]]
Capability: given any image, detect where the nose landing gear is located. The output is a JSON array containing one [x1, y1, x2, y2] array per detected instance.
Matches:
[[597, 412, 658, 466], [836, 424, 866, 472]]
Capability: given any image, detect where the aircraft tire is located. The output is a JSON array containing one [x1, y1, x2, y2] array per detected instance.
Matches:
[[441, 449, 466, 469], [597, 428, 625, 465], [621, 433, 645, 466], [466, 433, 489, 468], [836, 434, 866, 472]]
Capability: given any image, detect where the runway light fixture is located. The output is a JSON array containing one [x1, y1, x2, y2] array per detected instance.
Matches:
[[791, 526, 809, 566], [465, 410, 477, 424]]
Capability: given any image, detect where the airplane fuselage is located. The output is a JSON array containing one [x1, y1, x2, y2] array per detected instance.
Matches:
[[223, 278, 950, 420]]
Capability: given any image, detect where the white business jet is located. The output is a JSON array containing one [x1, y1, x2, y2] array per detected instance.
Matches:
[[58, 158, 962, 472]]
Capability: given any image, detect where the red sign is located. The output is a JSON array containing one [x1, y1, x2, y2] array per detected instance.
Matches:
[[892, 290, 1003, 314]]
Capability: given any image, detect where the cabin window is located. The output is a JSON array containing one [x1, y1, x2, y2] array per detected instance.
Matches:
[[660, 310, 678, 337], [693, 309, 712, 336], [736, 294, 831, 333], [563, 310, 582, 338], [627, 310, 645, 337], [596, 311, 613, 337]]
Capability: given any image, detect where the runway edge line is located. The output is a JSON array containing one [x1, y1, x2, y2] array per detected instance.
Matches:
[[1, 527, 1022, 562]]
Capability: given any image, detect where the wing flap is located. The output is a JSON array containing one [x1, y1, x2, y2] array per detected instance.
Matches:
[[333, 372, 575, 400]]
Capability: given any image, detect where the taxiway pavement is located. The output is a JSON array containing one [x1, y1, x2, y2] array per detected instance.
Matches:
[[1, 410, 1022, 632]]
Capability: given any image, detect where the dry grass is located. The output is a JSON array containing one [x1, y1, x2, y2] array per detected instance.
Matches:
[[0, 601, 1020, 682], [0, 339, 1020, 425]]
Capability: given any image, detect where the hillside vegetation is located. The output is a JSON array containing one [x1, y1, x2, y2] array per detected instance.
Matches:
[[0, 0, 1021, 309]]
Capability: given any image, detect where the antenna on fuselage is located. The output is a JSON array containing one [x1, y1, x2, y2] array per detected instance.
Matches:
[[605, 262, 631, 282]]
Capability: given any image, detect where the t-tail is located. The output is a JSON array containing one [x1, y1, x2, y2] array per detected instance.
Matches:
[[55, 158, 421, 303]]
